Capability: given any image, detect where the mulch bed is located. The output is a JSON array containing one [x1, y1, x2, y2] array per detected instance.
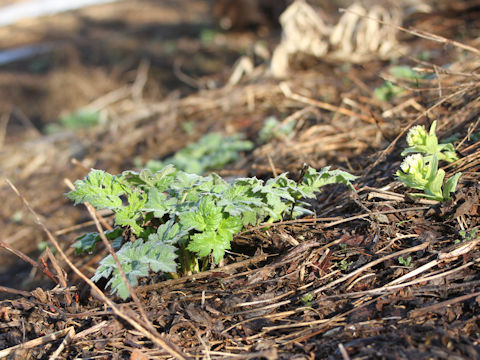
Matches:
[[1, 1, 480, 358]]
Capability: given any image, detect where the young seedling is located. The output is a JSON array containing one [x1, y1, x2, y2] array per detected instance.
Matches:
[[338, 259, 352, 272], [455, 228, 478, 244], [301, 293, 314, 306], [396, 153, 461, 201], [67, 165, 356, 299], [397, 121, 461, 202], [402, 121, 458, 163], [398, 256, 413, 268]]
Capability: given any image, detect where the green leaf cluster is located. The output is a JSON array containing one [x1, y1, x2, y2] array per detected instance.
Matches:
[[258, 116, 296, 144], [401, 121, 458, 163], [67, 165, 356, 299], [145, 133, 253, 174], [396, 121, 461, 201], [374, 65, 423, 102]]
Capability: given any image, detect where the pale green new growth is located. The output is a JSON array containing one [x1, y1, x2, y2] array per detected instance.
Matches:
[[402, 121, 458, 163], [397, 121, 461, 201], [68, 165, 356, 299]]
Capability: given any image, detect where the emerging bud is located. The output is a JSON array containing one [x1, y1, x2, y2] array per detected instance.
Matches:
[[406, 125, 428, 147], [400, 153, 424, 175]]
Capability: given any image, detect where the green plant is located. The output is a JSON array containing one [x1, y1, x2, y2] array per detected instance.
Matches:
[[374, 81, 404, 102], [398, 256, 412, 267], [374, 65, 422, 102], [258, 116, 296, 143], [396, 153, 461, 201], [397, 121, 461, 202], [455, 227, 478, 244], [301, 293, 313, 306], [60, 109, 100, 130], [45, 109, 101, 134], [401, 121, 458, 163], [338, 259, 352, 271], [145, 133, 253, 175], [67, 165, 356, 299]]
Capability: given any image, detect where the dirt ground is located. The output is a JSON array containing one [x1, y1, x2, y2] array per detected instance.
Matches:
[[1, 0, 480, 359]]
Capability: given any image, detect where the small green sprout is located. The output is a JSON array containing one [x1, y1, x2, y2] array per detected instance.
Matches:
[[398, 256, 413, 267], [301, 293, 314, 306], [60, 109, 100, 130], [338, 259, 352, 271], [374, 81, 404, 102], [402, 121, 458, 163], [396, 153, 461, 201], [397, 121, 461, 202], [455, 228, 478, 244], [258, 116, 296, 143]]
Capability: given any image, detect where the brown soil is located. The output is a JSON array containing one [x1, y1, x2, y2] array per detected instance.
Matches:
[[1, 0, 480, 359]]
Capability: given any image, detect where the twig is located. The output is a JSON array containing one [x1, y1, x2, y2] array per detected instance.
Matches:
[[138, 253, 269, 293], [409, 290, 480, 318], [132, 58, 150, 101], [0, 327, 74, 358], [48, 326, 75, 360], [338, 343, 351, 360], [0, 237, 58, 284], [312, 241, 430, 294], [0, 285, 31, 297], [45, 247, 72, 306], [239, 206, 428, 234], [339, 7, 480, 56], [73, 320, 108, 339]]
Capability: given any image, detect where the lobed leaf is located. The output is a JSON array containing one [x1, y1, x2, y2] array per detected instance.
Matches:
[[66, 169, 125, 210]]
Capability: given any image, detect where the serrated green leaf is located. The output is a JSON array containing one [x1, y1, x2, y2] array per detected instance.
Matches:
[[141, 165, 177, 189], [66, 169, 125, 210], [114, 190, 147, 235], [187, 231, 231, 263], [179, 199, 222, 232], [145, 133, 253, 175], [218, 216, 243, 237], [149, 220, 190, 244], [92, 238, 177, 299], [301, 167, 357, 195], [72, 233, 99, 254], [143, 187, 172, 218]]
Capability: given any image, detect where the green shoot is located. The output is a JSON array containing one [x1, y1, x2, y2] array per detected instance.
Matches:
[[338, 259, 352, 272], [396, 153, 461, 201], [455, 228, 478, 244], [301, 293, 314, 306], [374, 65, 423, 102], [402, 121, 458, 163], [398, 256, 413, 268], [258, 116, 296, 143], [397, 121, 461, 201]]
